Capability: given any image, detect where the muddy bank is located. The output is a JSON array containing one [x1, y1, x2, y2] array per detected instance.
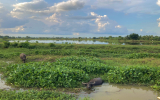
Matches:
[[0, 74, 12, 90]]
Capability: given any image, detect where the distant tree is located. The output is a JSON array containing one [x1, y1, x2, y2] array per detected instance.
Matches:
[[26, 36, 30, 38], [118, 36, 123, 40], [128, 33, 139, 40], [108, 36, 113, 39]]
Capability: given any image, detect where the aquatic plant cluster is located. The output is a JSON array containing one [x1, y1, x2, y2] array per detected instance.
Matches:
[[106, 66, 160, 85], [0, 90, 77, 100], [4, 60, 89, 88], [2, 56, 160, 91]]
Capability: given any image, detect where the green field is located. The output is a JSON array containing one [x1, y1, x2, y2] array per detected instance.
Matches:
[[0, 41, 160, 100]]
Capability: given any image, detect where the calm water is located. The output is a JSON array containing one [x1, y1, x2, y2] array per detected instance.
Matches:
[[9, 40, 159, 45], [9, 40, 109, 44], [78, 83, 160, 100]]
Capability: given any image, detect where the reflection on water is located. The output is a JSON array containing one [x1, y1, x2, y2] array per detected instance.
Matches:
[[9, 40, 160, 45], [9, 40, 109, 44], [78, 83, 160, 100]]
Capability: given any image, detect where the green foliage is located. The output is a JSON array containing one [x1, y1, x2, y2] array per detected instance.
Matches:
[[10, 42, 18, 48], [126, 33, 139, 40], [18, 41, 30, 48], [28, 45, 36, 49], [127, 53, 160, 59], [106, 66, 160, 85], [0, 90, 77, 100], [4, 61, 89, 88], [55, 56, 111, 74], [3, 41, 10, 48], [49, 43, 55, 47], [151, 84, 160, 91], [0, 53, 20, 58]]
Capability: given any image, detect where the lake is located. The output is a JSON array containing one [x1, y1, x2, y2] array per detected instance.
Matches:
[[9, 40, 159, 45]]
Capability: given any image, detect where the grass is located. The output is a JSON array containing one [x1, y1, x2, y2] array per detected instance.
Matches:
[[0, 89, 78, 100]]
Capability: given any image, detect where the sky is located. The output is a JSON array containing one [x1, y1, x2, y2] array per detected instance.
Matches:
[[0, 0, 160, 37]]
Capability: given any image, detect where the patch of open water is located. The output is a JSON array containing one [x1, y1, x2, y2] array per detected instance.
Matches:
[[9, 40, 159, 45], [78, 83, 160, 100]]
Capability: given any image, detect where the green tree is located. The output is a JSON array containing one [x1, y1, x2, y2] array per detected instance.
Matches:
[[128, 33, 139, 40]]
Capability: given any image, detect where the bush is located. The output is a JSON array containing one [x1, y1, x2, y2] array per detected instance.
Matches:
[[10, 42, 18, 48], [3, 41, 10, 48], [28, 45, 36, 49], [49, 43, 55, 47], [127, 53, 160, 59], [18, 41, 29, 48]]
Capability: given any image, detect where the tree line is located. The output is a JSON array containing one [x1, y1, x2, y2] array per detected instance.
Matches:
[[0, 33, 159, 41]]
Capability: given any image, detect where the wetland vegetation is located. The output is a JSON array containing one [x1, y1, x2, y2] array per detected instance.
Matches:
[[0, 38, 160, 100]]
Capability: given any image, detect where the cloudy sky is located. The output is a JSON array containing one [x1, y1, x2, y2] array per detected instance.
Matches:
[[0, 0, 160, 37]]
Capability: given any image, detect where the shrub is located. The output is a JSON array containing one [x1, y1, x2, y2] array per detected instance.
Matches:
[[49, 43, 55, 47], [10, 42, 18, 48], [18, 41, 29, 48], [3, 41, 10, 48], [28, 45, 36, 49]]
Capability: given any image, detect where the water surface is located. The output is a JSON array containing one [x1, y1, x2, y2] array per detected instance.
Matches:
[[9, 40, 109, 44], [78, 83, 160, 100], [9, 40, 159, 45]]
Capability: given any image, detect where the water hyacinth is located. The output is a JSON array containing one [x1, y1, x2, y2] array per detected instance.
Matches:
[[5, 61, 89, 88]]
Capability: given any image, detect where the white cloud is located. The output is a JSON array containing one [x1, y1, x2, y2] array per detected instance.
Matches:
[[12, 0, 48, 11], [11, 26, 24, 32], [11, 0, 85, 18], [157, 0, 160, 6], [52, 0, 85, 12], [73, 33, 79, 35], [45, 13, 63, 24], [91, 12, 98, 16], [115, 25, 122, 28], [90, 12, 110, 32], [0, 26, 24, 33], [157, 18, 160, 21], [0, 3, 28, 28], [1, 1, 128, 36], [140, 29, 143, 31], [45, 12, 127, 35], [29, 16, 40, 20], [158, 22, 160, 27]]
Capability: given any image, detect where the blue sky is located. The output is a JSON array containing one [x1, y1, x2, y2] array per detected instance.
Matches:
[[0, 0, 160, 37]]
